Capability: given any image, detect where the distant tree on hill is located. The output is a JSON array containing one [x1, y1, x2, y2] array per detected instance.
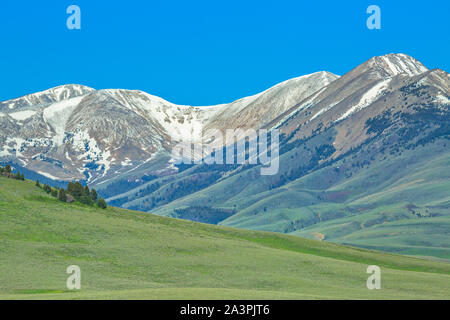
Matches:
[[58, 189, 67, 202], [67, 182, 75, 196], [43, 184, 52, 194], [97, 198, 107, 209], [14, 170, 25, 180], [90, 188, 98, 202], [35, 180, 40, 187], [80, 195, 94, 206], [43, 180, 105, 209], [5, 165, 11, 173], [67, 181, 85, 200]]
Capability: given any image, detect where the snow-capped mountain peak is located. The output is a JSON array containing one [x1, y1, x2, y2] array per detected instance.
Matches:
[[0, 71, 337, 183], [0, 84, 94, 111], [369, 53, 428, 77], [0, 54, 444, 187]]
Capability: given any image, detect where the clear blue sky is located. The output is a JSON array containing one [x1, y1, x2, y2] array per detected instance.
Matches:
[[0, 0, 448, 104]]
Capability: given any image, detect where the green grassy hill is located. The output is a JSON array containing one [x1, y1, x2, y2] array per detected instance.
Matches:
[[147, 141, 450, 259], [224, 143, 450, 259], [0, 176, 449, 299]]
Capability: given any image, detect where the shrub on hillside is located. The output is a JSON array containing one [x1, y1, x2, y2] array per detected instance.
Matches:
[[79, 195, 94, 206], [97, 198, 107, 209], [15, 171, 24, 181]]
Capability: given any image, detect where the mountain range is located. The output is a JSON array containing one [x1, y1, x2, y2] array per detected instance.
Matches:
[[1, 53, 449, 258]]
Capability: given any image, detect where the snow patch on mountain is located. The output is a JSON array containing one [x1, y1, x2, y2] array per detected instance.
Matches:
[[336, 78, 392, 122], [2, 137, 25, 159], [435, 94, 450, 105], [37, 171, 61, 180], [0, 137, 54, 159], [272, 75, 337, 129], [2, 84, 94, 111], [43, 96, 84, 146], [9, 110, 36, 121], [121, 158, 132, 166], [99, 89, 224, 142], [68, 129, 114, 182], [374, 53, 428, 77]]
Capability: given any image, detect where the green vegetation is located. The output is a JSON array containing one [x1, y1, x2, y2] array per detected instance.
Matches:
[[148, 141, 450, 260], [173, 206, 236, 224], [58, 189, 66, 202], [0, 165, 106, 210], [0, 175, 449, 300], [97, 98, 449, 262], [0, 165, 24, 181], [39, 179, 106, 209], [97, 198, 107, 209]]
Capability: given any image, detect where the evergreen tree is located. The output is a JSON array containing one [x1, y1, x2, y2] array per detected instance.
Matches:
[[5, 165, 11, 173], [58, 189, 67, 202], [15, 170, 21, 180], [36, 180, 40, 187], [84, 185, 90, 197], [20, 173, 25, 180], [80, 195, 94, 206], [68, 181, 84, 200], [51, 189, 58, 197], [43, 184, 52, 194], [90, 188, 98, 202], [97, 198, 107, 209], [67, 182, 75, 195]]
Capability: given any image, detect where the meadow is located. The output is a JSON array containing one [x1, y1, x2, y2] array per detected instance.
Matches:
[[0, 177, 449, 299]]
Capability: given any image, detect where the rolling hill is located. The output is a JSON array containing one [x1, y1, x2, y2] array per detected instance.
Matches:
[[0, 176, 449, 299]]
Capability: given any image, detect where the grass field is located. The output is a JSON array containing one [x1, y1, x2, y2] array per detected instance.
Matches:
[[0, 177, 449, 299]]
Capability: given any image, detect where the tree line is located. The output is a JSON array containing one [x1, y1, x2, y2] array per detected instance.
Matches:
[[36, 180, 107, 209], [0, 164, 106, 209], [0, 164, 24, 180]]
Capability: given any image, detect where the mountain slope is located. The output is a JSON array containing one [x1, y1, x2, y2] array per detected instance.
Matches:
[[0, 72, 337, 187], [0, 177, 449, 300], [135, 54, 449, 258]]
